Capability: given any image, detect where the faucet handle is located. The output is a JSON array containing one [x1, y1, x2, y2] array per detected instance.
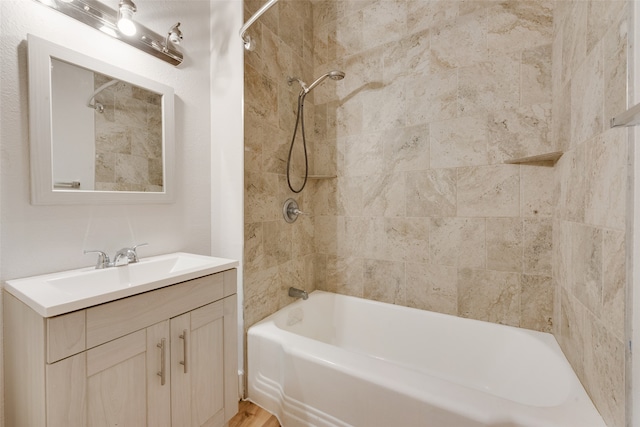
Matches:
[[130, 243, 148, 262], [84, 250, 110, 269]]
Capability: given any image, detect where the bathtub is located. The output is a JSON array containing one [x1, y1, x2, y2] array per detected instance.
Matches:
[[247, 291, 606, 427]]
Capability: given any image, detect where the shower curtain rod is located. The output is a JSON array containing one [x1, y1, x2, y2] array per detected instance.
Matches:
[[239, 0, 279, 50]]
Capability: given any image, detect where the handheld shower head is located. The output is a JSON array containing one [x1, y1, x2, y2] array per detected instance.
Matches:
[[302, 70, 345, 94], [328, 70, 346, 80]]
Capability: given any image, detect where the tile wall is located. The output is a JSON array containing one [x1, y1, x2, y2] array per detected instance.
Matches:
[[243, 0, 318, 329], [310, 0, 555, 331], [552, 1, 627, 426], [94, 74, 164, 192], [243, 2, 630, 425]]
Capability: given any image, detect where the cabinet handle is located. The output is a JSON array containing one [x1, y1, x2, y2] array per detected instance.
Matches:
[[179, 329, 188, 374], [157, 338, 166, 386]]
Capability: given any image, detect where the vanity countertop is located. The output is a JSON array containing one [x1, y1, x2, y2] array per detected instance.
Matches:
[[4, 252, 238, 317]]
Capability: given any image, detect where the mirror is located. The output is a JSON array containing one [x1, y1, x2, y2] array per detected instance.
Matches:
[[28, 34, 175, 204]]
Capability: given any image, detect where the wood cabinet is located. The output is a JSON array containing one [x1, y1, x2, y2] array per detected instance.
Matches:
[[5, 269, 238, 427]]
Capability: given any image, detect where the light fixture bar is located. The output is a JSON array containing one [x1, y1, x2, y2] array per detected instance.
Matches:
[[33, 0, 183, 66]]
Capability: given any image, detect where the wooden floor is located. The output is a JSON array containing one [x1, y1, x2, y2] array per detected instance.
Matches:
[[229, 400, 281, 427]]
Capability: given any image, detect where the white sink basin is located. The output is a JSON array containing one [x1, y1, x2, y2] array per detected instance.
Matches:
[[5, 252, 238, 317]]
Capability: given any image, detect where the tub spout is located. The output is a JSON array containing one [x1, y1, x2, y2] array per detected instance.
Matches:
[[288, 287, 308, 300]]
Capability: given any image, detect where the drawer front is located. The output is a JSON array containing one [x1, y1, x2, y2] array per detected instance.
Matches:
[[47, 309, 86, 363], [86, 272, 229, 349]]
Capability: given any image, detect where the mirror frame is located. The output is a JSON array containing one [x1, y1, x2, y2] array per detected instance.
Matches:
[[28, 34, 175, 205]]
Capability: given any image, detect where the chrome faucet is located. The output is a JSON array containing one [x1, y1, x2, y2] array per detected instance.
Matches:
[[288, 287, 308, 300], [85, 243, 148, 269]]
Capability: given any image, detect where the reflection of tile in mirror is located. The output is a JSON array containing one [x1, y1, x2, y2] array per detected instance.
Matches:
[[93, 73, 163, 191]]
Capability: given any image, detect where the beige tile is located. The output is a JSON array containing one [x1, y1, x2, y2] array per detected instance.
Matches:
[[243, 266, 280, 327], [406, 70, 458, 125], [315, 215, 338, 255], [312, 137, 337, 177], [487, 103, 553, 163], [564, 143, 587, 223], [603, 8, 627, 121], [361, 78, 406, 132], [336, 176, 364, 216], [558, 287, 586, 382], [335, 97, 363, 137], [523, 218, 552, 276], [362, 173, 406, 217], [406, 169, 457, 217], [292, 213, 315, 258], [385, 217, 430, 263], [382, 124, 430, 173], [362, 0, 406, 49], [244, 110, 264, 173], [602, 229, 625, 340], [458, 52, 520, 117], [585, 128, 627, 231], [263, 220, 292, 267], [342, 133, 384, 177], [486, 218, 522, 272], [334, 10, 363, 58], [245, 171, 279, 223], [278, 258, 308, 308], [383, 30, 431, 82], [584, 314, 625, 427], [407, 0, 458, 34], [520, 274, 553, 332], [363, 259, 406, 305], [521, 164, 554, 217], [521, 44, 552, 106], [262, 27, 295, 83], [561, 0, 587, 84], [343, 217, 387, 260], [245, 64, 278, 124], [325, 255, 364, 297], [587, 0, 626, 54], [430, 115, 488, 168], [406, 262, 457, 315], [244, 222, 265, 273], [487, 0, 553, 53], [571, 223, 602, 317], [311, 179, 338, 217], [279, 1, 305, 58], [457, 165, 520, 217], [457, 268, 521, 326], [570, 40, 604, 146], [552, 80, 571, 152], [429, 217, 485, 268], [431, 8, 488, 69]]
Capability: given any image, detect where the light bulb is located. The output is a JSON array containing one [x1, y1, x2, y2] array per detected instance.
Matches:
[[117, 0, 137, 36]]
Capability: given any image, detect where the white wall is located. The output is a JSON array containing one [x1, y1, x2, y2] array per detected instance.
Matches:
[[209, 0, 245, 390], [0, 0, 215, 423]]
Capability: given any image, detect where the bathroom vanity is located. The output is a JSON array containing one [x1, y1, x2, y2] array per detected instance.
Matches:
[[4, 253, 238, 427]]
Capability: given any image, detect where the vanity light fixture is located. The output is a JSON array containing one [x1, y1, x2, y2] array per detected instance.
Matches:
[[32, 0, 184, 66], [152, 22, 183, 53], [116, 0, 137, 36]]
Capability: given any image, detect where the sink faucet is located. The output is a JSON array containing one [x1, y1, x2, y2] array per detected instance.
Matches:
[[113, 243, 148, 266], [85, 243, 148, 269], [288, 287, 308, 300]]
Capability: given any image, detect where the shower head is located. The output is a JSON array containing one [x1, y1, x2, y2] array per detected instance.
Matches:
[[288, 70, 345, 97], [305, 70, 345, 93]]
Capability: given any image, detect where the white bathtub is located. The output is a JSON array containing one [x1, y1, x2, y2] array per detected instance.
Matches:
[[247, 291, 606, 427]]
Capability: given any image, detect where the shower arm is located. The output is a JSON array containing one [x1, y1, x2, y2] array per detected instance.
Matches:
[[87, 79, 118, 110], [239, 0, 279, 50]]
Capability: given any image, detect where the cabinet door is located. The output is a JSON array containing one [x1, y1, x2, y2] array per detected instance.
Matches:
[[85, 321, 170, 427], [171, 300, 226, 427]]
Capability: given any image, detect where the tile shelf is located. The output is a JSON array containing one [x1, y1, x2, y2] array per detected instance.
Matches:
[[308, 175, 337, 179], [503, 151, 563, 165]]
